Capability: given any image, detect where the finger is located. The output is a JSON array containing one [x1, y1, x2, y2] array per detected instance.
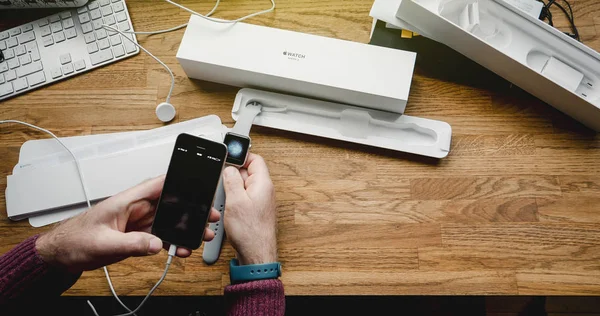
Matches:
[[239, 168, 249, 183], [119, 175, 166, 204], [176, 247, 192, 258], [222, 166, 247, 201], [208, 208, 221, 223], [104, 231, 163, 258], [203, 228, 215, 241], [244, 153, 270, 177]]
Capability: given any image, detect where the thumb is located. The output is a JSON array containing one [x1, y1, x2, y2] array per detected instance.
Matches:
[[223, 166, 247, 200], [105, 231, 163, 257]]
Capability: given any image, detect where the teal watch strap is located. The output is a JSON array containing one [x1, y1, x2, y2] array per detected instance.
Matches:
[[229, 259, 282, 284]]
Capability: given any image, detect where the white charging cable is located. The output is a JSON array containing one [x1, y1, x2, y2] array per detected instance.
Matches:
[[165, 0, 275, 23], [124, 0, 220, 35], [0, 120, 177, 316]]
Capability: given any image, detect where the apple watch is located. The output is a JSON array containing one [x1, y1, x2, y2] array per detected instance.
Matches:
[[202, 102, 263, 265], [229, 259, 282, 284]]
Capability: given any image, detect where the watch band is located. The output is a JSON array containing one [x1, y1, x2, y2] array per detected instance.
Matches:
[[231, 101, 262, 136], [202, 176, 226, 264], [202, 102, 262, 265], [229, 259, 281, 284]]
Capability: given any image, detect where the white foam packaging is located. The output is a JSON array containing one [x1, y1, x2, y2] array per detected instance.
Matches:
[[395, 0, 600, 131], [5, 115, 225, 224]]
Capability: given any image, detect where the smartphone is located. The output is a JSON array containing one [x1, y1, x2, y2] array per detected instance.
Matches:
[[151, 133, 228, 250]]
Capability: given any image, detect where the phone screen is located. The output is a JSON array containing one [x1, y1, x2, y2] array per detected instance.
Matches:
[[151, 133, 227, 250]]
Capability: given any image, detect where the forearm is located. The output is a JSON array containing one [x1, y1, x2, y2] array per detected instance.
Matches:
[[225, 279, 285, 316], [0, 235, 81, 304]]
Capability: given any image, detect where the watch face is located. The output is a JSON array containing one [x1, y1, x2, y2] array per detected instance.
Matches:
[[224, 133, 251, 166]]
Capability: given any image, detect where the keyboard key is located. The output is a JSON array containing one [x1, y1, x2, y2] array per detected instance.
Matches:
[[87, 42, 99, 54], [89, 49, 113, 65], [25, 42, 37, 52], [51, 22, 63, 33], [7, 59, 19, 69], [0, 82, 13, 96], [93, 20, 104, 30], [96, 29, 108, 40], [31, 47, 40, 61], [0, 62, 7, 73], [3, 49, 14, 59], [100, 0, 111, 6], [27, 71, 46, 87], [5, 70, 16, 81], [60, 53, 72, 65], [101, 6, 113, 16], [49, 15, 60, 23], [0, 32, 8, 40], [0, 74, 4, 84], [74, 60, 86, 71], [98, 38, 110, 50], [54, 32, 66, 43], [0, 41, 6, 51], [59, 11, 72, 19], [81, 22, 94, 34], [13, 77, 27, 91], [124, 38, 136, 53], [88, 1, 99, 9], [77, 6, 88, 13], [115, 11, 127, 23], [16, 61, 42, 77], [21, 24, 33, 33], [79, 13, 91, 24], [90, 8, 102, 20], [40, 25, 52, 37], [110, 35, 121, 46], [112, 0, 121, 2], [118, 22, 130, 32], [19, 54, 31, 65], [84, 33, 96, 44], [62, 63, 74, 75], [9, 28, 21, 36], [65, 28, 77, 39], [38, 19, 49, 27], [113, 45, 125, 58], [15, 45, 26, 56], [62, 18, 75, 29], [104, 15, 116, 25], [42, 36, 54, 47], [50, 68, 62, 79], [113, 2, 125, 12], [7, 37, 17, 48], [17, 32, 35, 44]]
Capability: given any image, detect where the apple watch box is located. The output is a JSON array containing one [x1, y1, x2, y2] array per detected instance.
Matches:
[[176, 15, 417, 114]]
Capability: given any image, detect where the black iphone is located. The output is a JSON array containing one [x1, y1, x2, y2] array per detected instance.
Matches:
[[151, 133, 228, 250]]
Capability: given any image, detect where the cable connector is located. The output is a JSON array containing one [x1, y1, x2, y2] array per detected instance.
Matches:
[[167, 244, 177, 265]]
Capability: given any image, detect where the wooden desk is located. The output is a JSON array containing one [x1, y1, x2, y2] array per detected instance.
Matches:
[[1, 0, 600, 296]]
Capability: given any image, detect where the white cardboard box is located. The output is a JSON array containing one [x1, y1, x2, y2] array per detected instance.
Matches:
[[177, 15, 417, 114]]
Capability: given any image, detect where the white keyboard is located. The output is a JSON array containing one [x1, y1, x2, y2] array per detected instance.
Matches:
[[0, 0, 140, 101]]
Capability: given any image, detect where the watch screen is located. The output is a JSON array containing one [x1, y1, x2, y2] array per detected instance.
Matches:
[[224, 133, 250, 166]]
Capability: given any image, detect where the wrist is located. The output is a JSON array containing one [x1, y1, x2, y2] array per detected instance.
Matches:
[[237, 244, 278, 265], [35, 233, 60, 268]]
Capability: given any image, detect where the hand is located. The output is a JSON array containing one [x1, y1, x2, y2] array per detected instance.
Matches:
[[222, 153, 277, 265], [35, 175, 220, 273]]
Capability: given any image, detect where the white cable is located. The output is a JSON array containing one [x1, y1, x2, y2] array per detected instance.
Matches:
[[124, 0, 221, 35], [0, 120, 175, 316], [87, 245, 178, 316], [165, 0, 275, 23], [102, 25, 175, 104]]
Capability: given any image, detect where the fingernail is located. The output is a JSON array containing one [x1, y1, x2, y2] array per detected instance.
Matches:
[[148, 238, 162, 254]]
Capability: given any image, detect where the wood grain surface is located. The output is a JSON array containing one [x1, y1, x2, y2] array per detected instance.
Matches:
[[1, 0, 600, 296]]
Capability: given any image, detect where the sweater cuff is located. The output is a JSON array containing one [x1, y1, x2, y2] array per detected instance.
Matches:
[[225, 279, 285, 316], [0, 234, 81, 304]]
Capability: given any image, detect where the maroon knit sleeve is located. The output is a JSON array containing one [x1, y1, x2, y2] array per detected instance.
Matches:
[[225, 279, 285, 316], [0, 235, 81, 304]]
